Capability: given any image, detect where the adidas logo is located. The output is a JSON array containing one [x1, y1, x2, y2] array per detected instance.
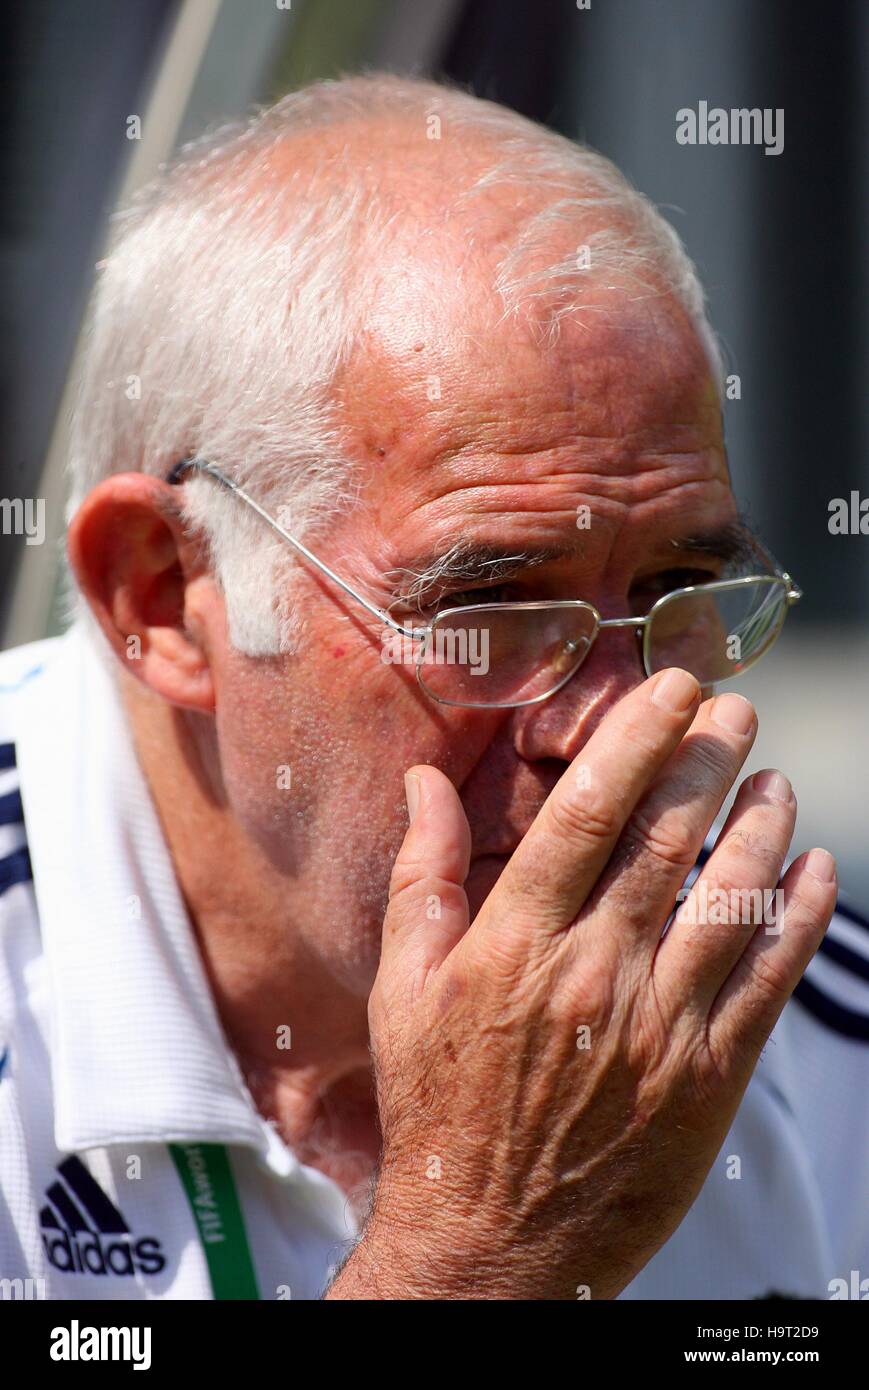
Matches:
[[40, 1156, 165, 1278]]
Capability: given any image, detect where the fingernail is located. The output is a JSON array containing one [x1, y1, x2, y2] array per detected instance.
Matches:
[[752, 769, 792, 803], [806, 848, 836, 882], [711, 692, 755, 735], [651, 668, 699, 712], [404, 772, 421, 824]]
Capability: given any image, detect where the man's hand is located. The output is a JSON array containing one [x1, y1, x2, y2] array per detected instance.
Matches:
[[328, 669, 836, 1300]]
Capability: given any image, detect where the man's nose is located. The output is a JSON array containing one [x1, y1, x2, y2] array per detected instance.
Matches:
[[510, 626, 645, 764]]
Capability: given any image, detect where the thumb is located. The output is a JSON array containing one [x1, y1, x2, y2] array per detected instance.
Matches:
[[379, 764, 472, 988]]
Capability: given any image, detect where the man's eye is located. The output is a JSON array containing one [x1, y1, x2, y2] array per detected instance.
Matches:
[[632, 568, 720, 603], [389, 584, 515, 620], [429, 584, 516, 613]]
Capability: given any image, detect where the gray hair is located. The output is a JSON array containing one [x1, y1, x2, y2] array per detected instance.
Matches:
[[67, 72, 723, 655]]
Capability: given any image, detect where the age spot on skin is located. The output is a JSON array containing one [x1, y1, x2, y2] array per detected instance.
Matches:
[[436, 974, 467, 1021]]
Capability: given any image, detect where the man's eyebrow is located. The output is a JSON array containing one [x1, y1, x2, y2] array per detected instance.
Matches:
[[385, 542, 572, 607], [667, 521, 763, 565], [386, 523, 767, 609]]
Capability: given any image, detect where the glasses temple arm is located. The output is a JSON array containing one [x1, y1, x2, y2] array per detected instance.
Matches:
[[169, 460, 425, 640]]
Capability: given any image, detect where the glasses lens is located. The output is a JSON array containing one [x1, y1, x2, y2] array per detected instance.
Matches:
[[417, 604, 598, 707], [647, 578, 788, 684]]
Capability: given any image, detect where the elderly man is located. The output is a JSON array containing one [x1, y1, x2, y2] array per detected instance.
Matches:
[[1, 74, 865, 1302]]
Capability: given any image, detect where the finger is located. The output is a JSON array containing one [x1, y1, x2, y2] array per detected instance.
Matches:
[[479, 667, 701, 937], [653, 767, 797, 1011], [578, 691, 758, 948], [706, 847, 837, 1069], [380, 765, 472, 987]]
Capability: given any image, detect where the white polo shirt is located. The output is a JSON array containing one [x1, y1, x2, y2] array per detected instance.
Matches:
[[0, 625, 867, 1300], [0, 627, 356, 1300]]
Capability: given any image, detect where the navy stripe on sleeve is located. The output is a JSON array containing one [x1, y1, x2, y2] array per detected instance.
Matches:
[[793, 975, 869, 1043], [0, 787, 23, 826], [832, 893, 869, 935], [0, 743, 15, 770], [818, 932, 869, 983], [0, 845, 32, 896]]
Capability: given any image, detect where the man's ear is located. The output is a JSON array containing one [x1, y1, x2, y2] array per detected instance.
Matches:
[[67, 472, 218, 712]]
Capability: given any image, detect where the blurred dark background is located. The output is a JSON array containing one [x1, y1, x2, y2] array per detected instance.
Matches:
[[1, 0, 866, 890]]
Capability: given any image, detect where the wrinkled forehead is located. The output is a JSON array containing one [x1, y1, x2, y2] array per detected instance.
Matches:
[[263, 119, 720, 487], [337, 247, 723, 519]]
